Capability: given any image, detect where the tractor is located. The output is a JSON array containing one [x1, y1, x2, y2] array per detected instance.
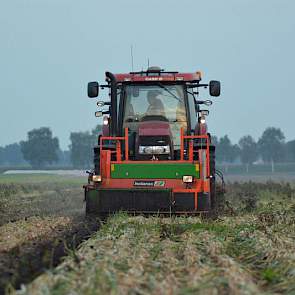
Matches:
[[84, 66, 222, 216]]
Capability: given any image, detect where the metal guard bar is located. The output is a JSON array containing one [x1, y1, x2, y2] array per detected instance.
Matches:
[[180, 128, 210, 178], [99, 127, 210, 178], [100, 128, 129, 163]]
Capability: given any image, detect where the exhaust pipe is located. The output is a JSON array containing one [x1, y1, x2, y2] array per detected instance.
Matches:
[[105, 72, 117, 136]]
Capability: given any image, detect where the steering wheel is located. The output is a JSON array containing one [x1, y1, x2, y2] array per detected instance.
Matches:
[[125, 116, 140, 123], [140, 115, 169, 122]]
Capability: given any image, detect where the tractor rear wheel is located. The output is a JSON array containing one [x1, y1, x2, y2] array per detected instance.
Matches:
[[93, 146, 100, 175], [209, 145, 218, 218]]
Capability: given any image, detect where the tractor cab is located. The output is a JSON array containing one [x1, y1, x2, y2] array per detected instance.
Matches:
[[85, 67, 221, 216], [90, 67, 220, 161]]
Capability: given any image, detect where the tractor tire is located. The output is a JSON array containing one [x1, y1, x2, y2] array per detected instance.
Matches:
[[209, 146, 218, 218], [93, 146, 100, 175], [85, 189, 108, 221]]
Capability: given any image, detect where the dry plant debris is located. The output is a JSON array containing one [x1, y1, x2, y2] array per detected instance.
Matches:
[[17, 194, 295, 295], [1, 178, 294, 294]]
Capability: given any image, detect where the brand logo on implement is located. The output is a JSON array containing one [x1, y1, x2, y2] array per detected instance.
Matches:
[[134, 181, 154, 187], [154, 180, 165, 187], [134, 180, 165, 187]]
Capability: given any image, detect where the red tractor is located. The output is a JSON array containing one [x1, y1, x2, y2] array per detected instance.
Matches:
[[84, 67, 221, 216]]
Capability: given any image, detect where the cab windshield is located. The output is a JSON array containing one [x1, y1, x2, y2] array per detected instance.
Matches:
[[123, 84, 187, 147]]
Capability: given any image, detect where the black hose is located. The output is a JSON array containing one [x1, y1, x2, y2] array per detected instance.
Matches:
[[216, 169, 226, 193]]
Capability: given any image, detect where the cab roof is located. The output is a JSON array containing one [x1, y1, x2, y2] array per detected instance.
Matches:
[[113, 68, 202, 83]]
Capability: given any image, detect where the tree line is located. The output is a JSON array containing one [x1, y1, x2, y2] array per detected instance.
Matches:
[[213, 127, 295, 172], [0, 125, 102, 169], [0, 126, 294, 169]]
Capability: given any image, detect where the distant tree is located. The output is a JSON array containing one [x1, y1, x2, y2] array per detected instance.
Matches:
[[239, 135, 258, 172], [211, 136, 219, 162], [0, 147, 4, 165], [63, 150, 71, 165], [3, 143, 26, 166], [217, 135, 240, 171], [217, 135, 239, 163], [20, 127, 59, 168], [69, 125, 102, 169], [217, 135, 231, 163], [258, 127, 285, 172], [211, 136, 219, 146], [286, 140, 295, 162], [56, 149, 71, 167], [91, 124, 102, 145], [69, 132, 93, 168], [228, 144, 240, 163]]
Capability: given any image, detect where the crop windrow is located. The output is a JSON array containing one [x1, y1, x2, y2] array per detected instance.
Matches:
[[1, 180, 293, 295], [16, 189, 295, 295]]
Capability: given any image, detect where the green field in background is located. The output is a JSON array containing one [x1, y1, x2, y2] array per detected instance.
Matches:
[[0, 174, 85, 185]]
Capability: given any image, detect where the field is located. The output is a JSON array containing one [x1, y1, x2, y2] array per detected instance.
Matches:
[[0, 174, 295, 294], [0, 174, 99, 294]]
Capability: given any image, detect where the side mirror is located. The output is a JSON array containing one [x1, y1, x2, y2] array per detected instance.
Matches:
[[88, 82, 99, 98], [209, 80, 221, 97]]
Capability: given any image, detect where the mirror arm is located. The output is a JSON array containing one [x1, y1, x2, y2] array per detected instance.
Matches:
[[100, 84, 110, 89], [187, 83, 208, 89]]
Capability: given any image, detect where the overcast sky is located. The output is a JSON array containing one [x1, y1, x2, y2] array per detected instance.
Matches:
[[1, 0, 294, 149]]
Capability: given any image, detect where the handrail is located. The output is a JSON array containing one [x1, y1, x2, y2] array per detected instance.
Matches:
[[100, 128, 129, 162], [180, 128, 210, 178], [99, 127, 210, 178]]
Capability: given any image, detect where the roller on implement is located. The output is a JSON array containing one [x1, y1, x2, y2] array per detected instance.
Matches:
[[84, 66, 222, 216]]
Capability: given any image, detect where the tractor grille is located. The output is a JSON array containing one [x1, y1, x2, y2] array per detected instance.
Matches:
[[139, 136, 170, 146]]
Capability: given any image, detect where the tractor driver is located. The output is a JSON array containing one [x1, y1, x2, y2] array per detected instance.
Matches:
[[145, 90, 166, 117]]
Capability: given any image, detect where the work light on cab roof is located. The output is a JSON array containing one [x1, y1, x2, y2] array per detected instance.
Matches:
[[84, 66, 223, 217]]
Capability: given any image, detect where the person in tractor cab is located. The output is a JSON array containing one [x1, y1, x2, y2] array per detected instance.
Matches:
[[145, 90, 166, 117]]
